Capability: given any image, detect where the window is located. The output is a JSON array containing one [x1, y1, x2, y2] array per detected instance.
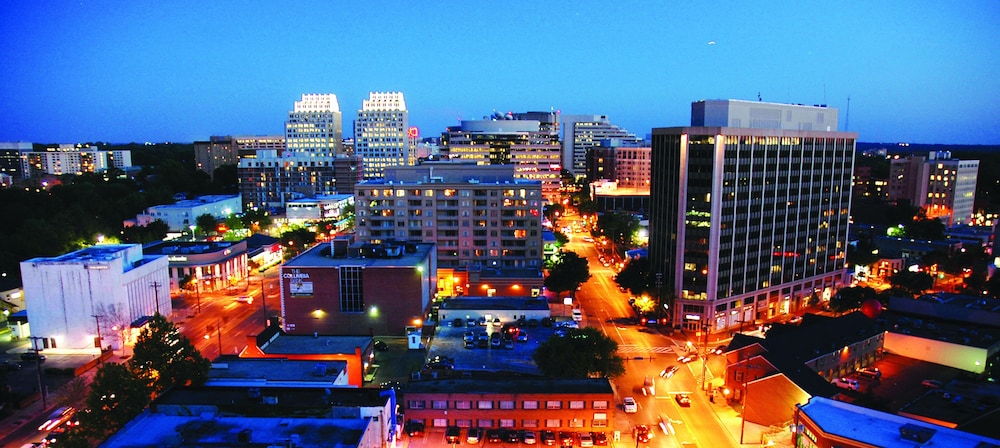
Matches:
[[592, 400, 608, 410], [499, 419, 515, 428], [592, 413, 608, 427], [477, 419, 494, 428], [569, 400, 585, 410], [339, 266, 364, 312], [478, 400, 494, 410], [408, 400, 425, 409], [568, 418, 584, 428], [432, 418, 447, 428], [522, 419, 539, 428], [546, 401, 561, 410], [455, 401, 471, 410], [499, 400, 515, 410], [432, 400, 448, 410], [523, 400, 538, 410], [545, 419, 561, 428], [456, 419, 472, 428]]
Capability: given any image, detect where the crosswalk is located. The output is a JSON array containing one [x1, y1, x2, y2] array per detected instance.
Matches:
[[616, 345, 677, 354]]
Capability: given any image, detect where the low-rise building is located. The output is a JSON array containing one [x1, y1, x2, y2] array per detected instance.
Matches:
[[143, 240, 249, 293], [136, 194, 242, 232], [403, 377, 615, 433], [436, 297, 550, 324], [239, 326, 376, 387]]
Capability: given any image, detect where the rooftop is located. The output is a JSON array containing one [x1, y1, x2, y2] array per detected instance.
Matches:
[[207, 358, 349, 386], [260, 333, 373, 356], [439, 297, 550, 312], [406, 377, 613, 395], [283, 240, 434, 269], [799, 396, 1000, 447], [153, 194, 240, 209]]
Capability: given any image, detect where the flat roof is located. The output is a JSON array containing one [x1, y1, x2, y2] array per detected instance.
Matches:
[[102, 413, 368, 448], [261, 334, 373, 355], [153, 385, 389, 409], [440, 297, 550, 311], [406, 377, 613, 395], [799, 396, 1000, 447], [207, 358, 348, 384], [154, 194, 240, 209], [283, 241, 434, 269]]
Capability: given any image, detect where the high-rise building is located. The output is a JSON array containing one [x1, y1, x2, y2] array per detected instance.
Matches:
[[649, 100, 855, 332], [285, 94, 343, 157], [20, 244, 170, 351], [588, 141, 651, 190], [353, 162, 544, 270], [354, 92, 411, 180], [441, 112, 562, 197], [887, 151, 978, 226], [561, 115, 642, 177], [234, 135, 286, 159], [0, 142, 32, 179], [194, 136, 239, 180], [21, 144, 132, 178]]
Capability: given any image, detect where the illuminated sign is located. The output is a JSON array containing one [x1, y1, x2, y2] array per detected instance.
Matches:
[[408, 126, 419, 138], [86, 265, 109, 270], [282, 269, 310, 279], [684, 314, 701, 320], [167, 256, 188, 262]]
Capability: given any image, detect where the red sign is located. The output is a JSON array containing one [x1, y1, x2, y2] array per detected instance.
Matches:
[[407, 126, 419, 138]]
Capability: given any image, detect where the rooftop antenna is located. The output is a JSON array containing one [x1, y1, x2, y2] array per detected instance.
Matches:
[[757, 92, 762, 102], [845, 96, 851, 131]]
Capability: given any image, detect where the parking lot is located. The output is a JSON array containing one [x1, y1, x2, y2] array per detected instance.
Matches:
[[424, 318, 578, 376]]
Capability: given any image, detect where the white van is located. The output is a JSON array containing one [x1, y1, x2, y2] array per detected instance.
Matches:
[[623, 396, 638, 413], [572, 308, 583, 322], [832, 377, 860, 391]]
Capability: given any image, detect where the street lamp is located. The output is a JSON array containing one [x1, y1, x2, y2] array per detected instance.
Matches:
[[189, 224, 197, 241]]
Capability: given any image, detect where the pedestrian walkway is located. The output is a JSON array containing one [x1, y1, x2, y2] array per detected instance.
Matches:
[[616, 345, 675, 354]]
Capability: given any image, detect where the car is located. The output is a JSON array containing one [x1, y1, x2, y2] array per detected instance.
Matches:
[[446, 426, 462, 444], [572, 308, 583, 322], [235, 295, 253, 304], [504, 339, 514, 349], [623, 396, 638, 413], [540, 317, 555, 327], [660, 365, 680, 378], [477, 338, 489, 348], [540, 430, 557, 445], [464, 331, 476, 342], [921, 379, 944, 389], [452, 318, 465, 327], [478, 316, 487, 326], [557, 320, 579, 329], [486, 429, 502, 443], [634, 425, 653, 443], [2, 359, 22, 371], [674, 393, 691, 407], [373, 340, 388, 351], [504, 429, 520, 443], [591, 431, 608, 446], [858, 367, 882, 380], [582, 236, 594, 242], [467, 428, 483, 444], [832, 377, 860, 391], [643, 376, 656, 396], [522, 430, 537, 445], [578, 432, 594, 447], [405, 421, 425, 437], [558, 431, 574, 447], [467, 318, 478, 327], [491, 334, 502, 348], [21, 351, 46, 362], [639, 312, 669, 326], [711, 345, 728, 355], [492, 317, 502, 326], [677, 353, 697, 364], [527, 318, 540, 328], [465, 340, 476, 349], [38, 406, 76, 432], [516, 331, 528, 342]]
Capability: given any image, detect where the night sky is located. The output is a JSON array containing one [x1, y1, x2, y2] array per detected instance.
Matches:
[[2, 1, 997, 144]]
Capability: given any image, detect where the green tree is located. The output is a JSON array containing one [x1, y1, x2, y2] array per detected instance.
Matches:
[[76, 362, 151, 442], [280, 227, 317, 259], [544, 251, 591, 298], [121, 219, 169, 244], [596, 212, 640, 247], [847, 234, 880, 268], [128, 314, 211, 396], [553, 231, 569, 247], [533, 327, 625, 378], [615, 257, 651, 296], [888, 271, 934, 296], [195, 213, 217, 237], [543, 203, 566, 226], [829, 286, 878, 313]]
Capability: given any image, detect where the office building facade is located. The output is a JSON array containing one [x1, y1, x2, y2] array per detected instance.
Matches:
[[354, 91, 411, 179], [194, 136, 239, 180], [888, 151, 978, 226], [285, 94, 343, 157], [561, 115, 641, 177], [0, 142, 32, 179], [237, 150, 362, 211], [649, 100, 855, 332]]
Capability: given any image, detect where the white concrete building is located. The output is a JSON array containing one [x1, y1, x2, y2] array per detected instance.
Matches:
[[21, 144, 133, 178], [354, 91, 411, 179], [285, 93, 343, 157], [136, 194, 242, 232], [285, 194, 355, 225], [20, 244, 170, 351], [560, 114, 641, 177]]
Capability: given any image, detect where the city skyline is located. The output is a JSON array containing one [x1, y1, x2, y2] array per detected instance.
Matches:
[[1, 1, 998, 145]]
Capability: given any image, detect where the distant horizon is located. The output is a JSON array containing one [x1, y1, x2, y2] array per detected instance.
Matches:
[[2, 2, 997, 145]]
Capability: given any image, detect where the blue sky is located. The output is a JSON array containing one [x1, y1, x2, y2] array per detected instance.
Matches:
[[2, 1, 998, 144]]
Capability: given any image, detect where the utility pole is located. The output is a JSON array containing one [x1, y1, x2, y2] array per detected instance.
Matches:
[[261, 276, 268, 326], [92, 314, 104, 364], [150, 281, 162, 315], [28, 336, 46, 410]]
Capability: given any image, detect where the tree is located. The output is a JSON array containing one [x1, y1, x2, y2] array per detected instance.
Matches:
[[888, 271, 934, 296], [280, 227, 317, 259], [847, 233, 880, 268], [595, 212, 640, 247], [128, 314, 211, 396], [543, 203, 565, 226], [615, 257, 651, 296], [553, 231, 569, 247], [533, 327, 625, 378], [76, 362, 151, 442], [829, 286, 877, 313], [544, 251, 591, 298], [195, 213, 217, 237]]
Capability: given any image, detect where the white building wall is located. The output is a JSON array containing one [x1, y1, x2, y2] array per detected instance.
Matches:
[[884, 332, 988, 374]]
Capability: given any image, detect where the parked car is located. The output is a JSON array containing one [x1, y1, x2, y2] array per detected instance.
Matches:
[[504, 429, 520, 443], [634, 425, 653, 443], [490, 333, 502, 348], [464, 331, 476, 342], [486, 429, 502, 443], [578, 432, 594, 447], [674, 393, 691, 407], [858, 367, 882, 380], [522, 430, 537, 445], [517, 331, 528, 342], [38, 406, 76, 432], [404, 421, 425, 437], [832, 377, 860, 391], [467, 427, 483, 444], [572, 308, 583, 321], [540, 430, 557, 446], [591, 431, 608, 446], [467, 318, 477, 327], [711, 345, 728, 355], [558, 431, 574, 447], [465, 340, 476, 349], [623, 396, 638, 413], [445, 426, 462, 444], [373, 340, 388, 351], [21, 351, 46, 362], [503, 339, 514, 349]]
